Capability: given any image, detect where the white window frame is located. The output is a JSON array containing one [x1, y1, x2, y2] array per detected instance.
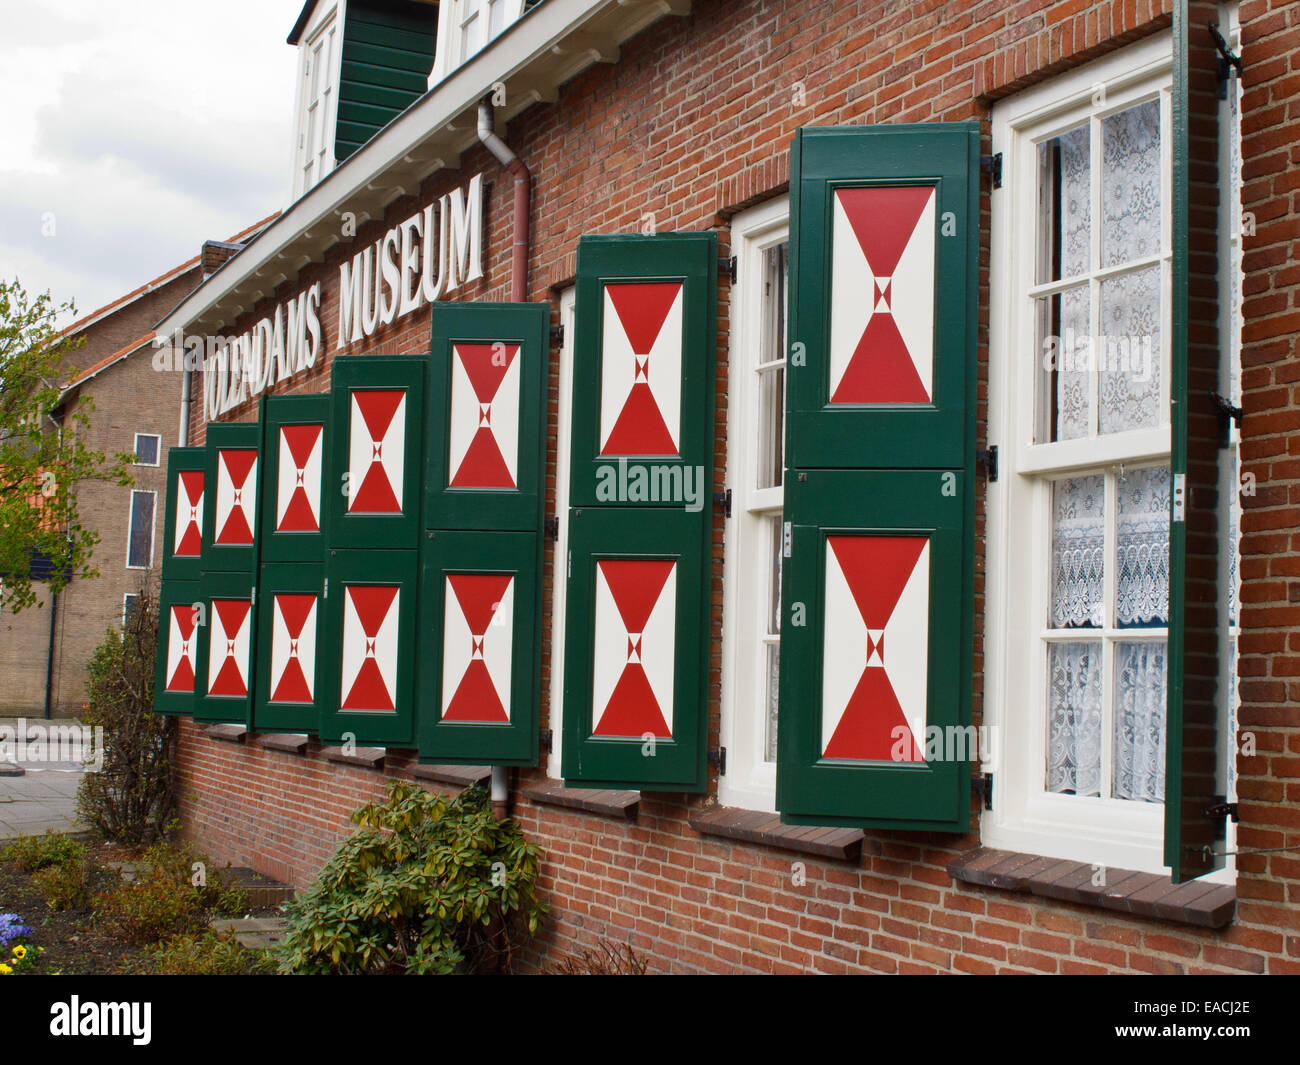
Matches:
[[546, 286, 577, 780], [122, 593, 141, 629], [986, 31, 1235, 882], [125, 489, 157, 571], [290, 2, 344, 200], [719, 198, 788, 813], [134, 432, 161, 467], [430, 0, 524, 84]]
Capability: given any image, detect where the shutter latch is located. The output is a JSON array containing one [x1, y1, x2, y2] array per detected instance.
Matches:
[[782, 521, 792, 558], [1205, 798, 1239, 824], [977, 445, 998, 482], [540, 729, 553, 755], [549, 324, 564, 346], [1209, 22, 1242, 99], [972, 772, 993, 811], [713, 488, 731, 518], [708, 746, 727, 775], [544, 516, 559, 541], [718, 256, 737, 284], [981, 153, 1003, 189]]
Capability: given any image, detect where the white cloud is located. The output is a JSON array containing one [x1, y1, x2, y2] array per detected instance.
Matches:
[[0, 0, 301, 324]]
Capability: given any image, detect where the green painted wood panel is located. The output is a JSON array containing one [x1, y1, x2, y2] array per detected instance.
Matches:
[[253, 563, 325, 734], [194, 570, 258, 726], [259, 394, 329, 564], [417, 531, 541, 765], [160, 447, 205, 584], [154, 580, 201, 717], [201, 422, 262, 573]]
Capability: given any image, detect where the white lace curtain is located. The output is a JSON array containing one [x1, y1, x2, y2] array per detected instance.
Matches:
[[1047, 469, 1169, 801]]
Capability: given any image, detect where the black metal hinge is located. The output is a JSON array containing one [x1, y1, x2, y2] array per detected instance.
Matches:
[[972, 772, 993, 811], [540, 729, 553, 755], [544, 515, 559, 541], [549, 324, 564, 346], [981, 153, 1003, 189], [1205, 799, 1239, 824], [708, 746, 727, 775], [713, 488, 732, 518], [719, 256, 737, 284], [1209, 22, 1242, 100], [977, 444, 998, 482]]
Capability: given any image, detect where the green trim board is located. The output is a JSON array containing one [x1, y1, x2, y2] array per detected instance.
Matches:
[[318, 548, 419, 746], [417, 531, 541, 766], [561, 506, 710, 792], [326, 355, 427, 550], [786, 123, 979, 472], [160, 447, 205, 583], [253, 563, 325, 734], [154, 580, 201, 717], [425, 302, 549, 532], [259, 394, 330, 563], [776, 470, 972, 831], [194, 570, 258, 726]]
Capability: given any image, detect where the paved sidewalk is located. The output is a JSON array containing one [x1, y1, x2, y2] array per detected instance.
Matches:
[[0, 717, 90, 841]]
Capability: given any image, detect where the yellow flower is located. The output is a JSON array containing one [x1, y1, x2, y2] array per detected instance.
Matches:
[[0, 964, 12, 975], [11, 945, 25, 959]]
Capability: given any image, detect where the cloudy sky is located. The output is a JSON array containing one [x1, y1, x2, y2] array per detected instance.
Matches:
[[0, 1, 302, 325]]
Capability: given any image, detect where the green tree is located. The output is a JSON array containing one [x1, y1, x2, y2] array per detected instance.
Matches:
[[0, 278, 132, 612]]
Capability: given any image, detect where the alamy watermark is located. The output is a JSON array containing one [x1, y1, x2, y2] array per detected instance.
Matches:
[[0, 719, 105, 772], [595, 457, 706, 513], [1042, 329, 1155, 382]]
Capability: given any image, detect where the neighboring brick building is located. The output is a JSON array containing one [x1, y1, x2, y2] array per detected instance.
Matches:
[[153, 0, 1299, 974], [0, 218, 274, 716]]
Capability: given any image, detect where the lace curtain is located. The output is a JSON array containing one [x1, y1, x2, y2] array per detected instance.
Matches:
[[1048, 468, 1169, 802]]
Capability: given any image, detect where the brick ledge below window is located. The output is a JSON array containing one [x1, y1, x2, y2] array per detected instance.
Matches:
[[948, 847, 1235, 929], [689, 805, 864, 861], [521, 778, 639, 820]]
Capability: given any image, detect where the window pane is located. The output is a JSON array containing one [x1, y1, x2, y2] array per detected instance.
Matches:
[[123, 594, 141, 629], [1112, 640, 1166, 802], [1101, 99, 1162, 267], [1047, 641, 1102, 796], [1051, 474, 1104, 628], [1036, 285, 1091, 442], [1036, 123, 1090, 283], [127, 492, 154, 568], [768, 515, 783, 636], [764, 643, 779, 763], [135, 435, 159, 465], [1116, 465, 1170, 626], [756, 241, 787, 489], [1098, 265, 1161, 434]]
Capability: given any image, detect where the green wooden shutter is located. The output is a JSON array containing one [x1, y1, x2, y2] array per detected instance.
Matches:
[[160, 447, 205, 583], [319, 548, 418, 746], [1165, 0, 1230, 882], [259, 394, 329, 563], [425, 302, 548, 532], [194, 570, 257, 726], [561, 233, 717, 791], [154, 580, 201, 717], [777, 124, 978, 830], [326, 356, 427, 549], [201, 422, 262, 573], [417, 531, 540, 765], [254, 562, 325, 733]]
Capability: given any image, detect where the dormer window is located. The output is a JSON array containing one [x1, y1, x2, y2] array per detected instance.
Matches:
[[289, 1, 438, 198], [431, 0, 524, 83], [291, 3, 341, 198]]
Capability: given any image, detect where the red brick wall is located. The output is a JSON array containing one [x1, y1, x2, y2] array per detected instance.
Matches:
[[174, 0, 1300, 973]]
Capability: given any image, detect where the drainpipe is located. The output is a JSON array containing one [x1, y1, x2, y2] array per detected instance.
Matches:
[[43, 589, 58, 720], [178, 357, 193, 447], [478, 97, 529, 823], [476, 99, 531, 303]]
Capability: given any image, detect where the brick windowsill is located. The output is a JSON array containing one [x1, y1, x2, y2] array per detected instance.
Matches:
[[521, 778, 639, 820], [948, 847, 1236, 929], [689, 805, 864, 861], [410, 763, 492, 788]]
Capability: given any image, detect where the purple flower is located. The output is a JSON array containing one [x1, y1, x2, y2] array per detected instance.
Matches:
[[0, 914, 32, 948]]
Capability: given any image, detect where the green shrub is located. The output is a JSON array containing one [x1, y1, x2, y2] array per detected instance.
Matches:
[[94, 840, 247, 944], [77, 589, 176, 846], [139, 932, 277, 976], [280, 782, 546, 975], [136, 841, 247, 916], [32, 860, 92, 910], [1, 830, 87, 872], [94, 871, 208, 945]]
